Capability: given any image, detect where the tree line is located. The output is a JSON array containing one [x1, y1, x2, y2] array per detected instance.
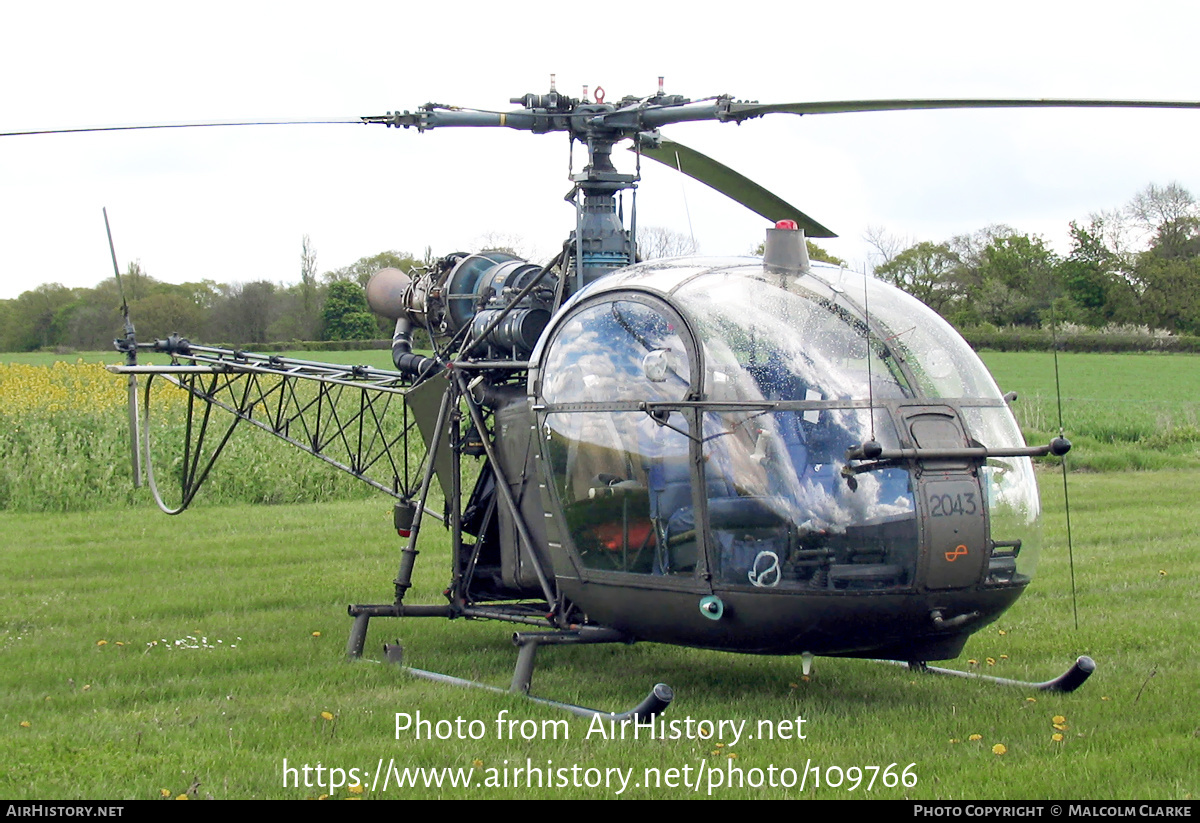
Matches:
[[869, 183, 1200, 335], [2, 187, 1197, 353], [0, 242, 421, 352]]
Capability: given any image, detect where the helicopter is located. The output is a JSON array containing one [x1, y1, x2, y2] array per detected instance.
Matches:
[[11, 78, 1198, 720]]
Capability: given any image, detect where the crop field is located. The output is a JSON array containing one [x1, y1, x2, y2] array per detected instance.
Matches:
[[0, 351, 1196, 800]]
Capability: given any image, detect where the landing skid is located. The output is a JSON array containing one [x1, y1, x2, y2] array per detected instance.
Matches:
[[372, 628, 674, 723], [893, 655, 1096, 692]]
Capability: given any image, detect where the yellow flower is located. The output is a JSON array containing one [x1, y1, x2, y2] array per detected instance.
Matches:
[[1052, 715, 1066, 724], [349, 785, 363, 794], [96, 640, 108, 646], [1053, 723, 1068, 731], [998, 630, 1007, 636], [949, 738, 960, 744], [967, 659, 979, 666], [312, 631, 321, 637], [999, 654, 1008, 660], [1052, 733, 1064, 742], [992, 744, 1007, 755], [321, 711, 334, 720], [82, 684, 91, 691], [1025, 697, 1037, 703], [472, 759, 483, 768], [1159, 569, 1167, 577], [175, 795, 188, 800], [727, 752, 738, 759], [19, 721, 31, 728], [968, 734, 982, 741], [986, 657, 996, 666], [160, 789, 171, 798]]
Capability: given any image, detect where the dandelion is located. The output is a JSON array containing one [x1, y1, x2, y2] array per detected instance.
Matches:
[[967, 659, 979, 666], [321, 711, 334, 721], [160, 789, 171, 798], [999, 654, 1008, 660], [1052, 733, 1064, 742], [82, 684, 91, 691], [1159, 569, 1167, 577], [1053, 723, 1068, 731], [96, 640, 108, 646], [727, 752, 738, 759], [349, 784, 363, 794], [472, 759, 483, 768], [1052, 715, 1066, 723], [986, 657, 996, 666], [312, 631, 321, 637], [993, 744, 1007, 755], [998, 630, 1007, 636], [175, 795, 188, 800], [20, 721, 31, 728], [1025, 697, 1037, 703], [968, 734, 982, 741]]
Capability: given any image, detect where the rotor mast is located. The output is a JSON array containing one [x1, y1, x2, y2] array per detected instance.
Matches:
[[369, 77, 707, 296]]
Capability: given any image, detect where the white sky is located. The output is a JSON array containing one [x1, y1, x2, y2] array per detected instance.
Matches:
[[2, 1, 1198, 301]]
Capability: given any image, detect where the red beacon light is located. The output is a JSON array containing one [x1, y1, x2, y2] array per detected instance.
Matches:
[[763, 219, 808, 273]]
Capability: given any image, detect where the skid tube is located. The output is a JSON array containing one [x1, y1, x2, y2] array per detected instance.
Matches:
[[886, 655, 1096, 692], [379, 628, 673, 723]]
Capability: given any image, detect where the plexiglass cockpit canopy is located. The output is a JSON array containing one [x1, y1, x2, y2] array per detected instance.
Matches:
[[531, 259, 1040, 592]]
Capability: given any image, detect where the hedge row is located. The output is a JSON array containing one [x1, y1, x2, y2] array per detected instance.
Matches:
[[961, 328, 1200, 353]]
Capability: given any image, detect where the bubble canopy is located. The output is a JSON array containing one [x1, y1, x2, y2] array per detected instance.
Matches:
[[529, 258, 1040, 595]]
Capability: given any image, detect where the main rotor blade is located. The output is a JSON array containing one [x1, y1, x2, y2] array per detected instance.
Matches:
[[1, 117, 368, 137], [725, 97, 1200, 121], [635, 134, 835, 238]]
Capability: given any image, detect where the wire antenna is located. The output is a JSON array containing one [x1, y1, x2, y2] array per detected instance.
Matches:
[[1049, 302, 1078, 629], [103, 207, 142, 488]]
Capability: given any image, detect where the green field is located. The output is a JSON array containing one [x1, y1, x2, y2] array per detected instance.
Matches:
[[1, 350, 1197, 799], [1, 474, 1196, 800]]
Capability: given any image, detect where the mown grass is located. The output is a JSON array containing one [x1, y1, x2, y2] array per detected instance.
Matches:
[[1, 471, 1196, 800], [980, 352, 1200, 471]]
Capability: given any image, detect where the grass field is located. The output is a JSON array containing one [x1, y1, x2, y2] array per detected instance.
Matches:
[[0, 350, 1196, 799], [980, 352, 1200, 471], [1, 473, 1196, 800]]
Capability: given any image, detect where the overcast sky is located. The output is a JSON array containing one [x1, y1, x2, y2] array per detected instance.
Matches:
[[2, 1, 1198, 301]]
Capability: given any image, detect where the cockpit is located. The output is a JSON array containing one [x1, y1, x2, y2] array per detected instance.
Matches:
[[529, 258, 1041, 594]]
